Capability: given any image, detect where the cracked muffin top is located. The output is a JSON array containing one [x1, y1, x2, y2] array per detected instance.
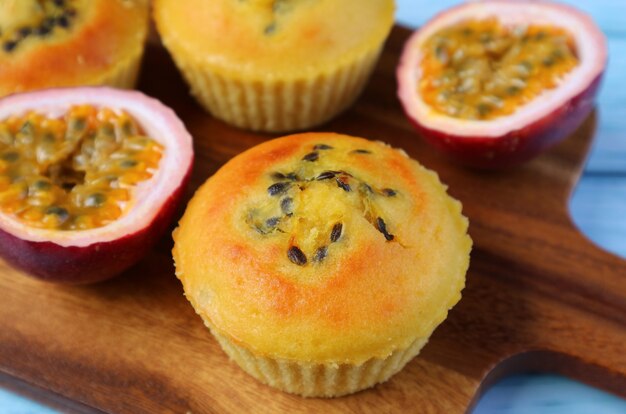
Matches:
[[172, 133, 471, 364]]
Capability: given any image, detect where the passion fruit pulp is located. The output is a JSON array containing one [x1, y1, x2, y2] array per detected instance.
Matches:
[[0, 87, 193, 283], [397, 0, 607, 168]]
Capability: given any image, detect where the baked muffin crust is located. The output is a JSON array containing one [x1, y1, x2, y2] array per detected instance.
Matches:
[[154, 0, 395, 79], [0, 0, 149, 97], [173, 133, 471, 364]]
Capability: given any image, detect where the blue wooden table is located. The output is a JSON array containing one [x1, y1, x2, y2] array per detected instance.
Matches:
[[1, 1, 625, 412]]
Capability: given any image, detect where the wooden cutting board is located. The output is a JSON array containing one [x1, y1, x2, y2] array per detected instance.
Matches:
[[0, 27, 624, 414]]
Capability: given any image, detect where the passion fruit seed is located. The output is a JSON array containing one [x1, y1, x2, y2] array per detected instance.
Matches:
[[255, 0, 294, 36], [84, 192, 106, 208], [280, 197, 293, 215], [264, 22, 277, 35], [276, 172, 298, 181], [302, 151, 319, 162], [420, 19, 579, 120], [0, 105, 163, 230], [1, 0, 78, 54], [376, 217, 394, 241], [249, 144, 399, 266], [287, 245, 307, 266], [336, 177, 351, 192], [316, 171, 336, 181], [313, 246, 328, 263], [268, 182, 290, 196], [360, 183, 374, 194], [265, 216, 280, 228], [330, 222, 343, 243]]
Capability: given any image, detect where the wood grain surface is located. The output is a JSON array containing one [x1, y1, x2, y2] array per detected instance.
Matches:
[[0, 27, 624, 414]]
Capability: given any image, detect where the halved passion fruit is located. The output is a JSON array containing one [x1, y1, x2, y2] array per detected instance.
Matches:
[[397, 0, 607, 168], [0, 87, 193, 283]]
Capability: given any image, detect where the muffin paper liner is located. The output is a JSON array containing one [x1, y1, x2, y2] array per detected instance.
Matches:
[[162, 40, 383, 132], [210, 326, 428, 398]]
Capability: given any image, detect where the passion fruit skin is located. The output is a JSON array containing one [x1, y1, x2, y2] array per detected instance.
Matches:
[[0, 87, 194, 284], [0, 173, 190, 284], [406, 74, 603, 169], [397, 1, 608, 168]]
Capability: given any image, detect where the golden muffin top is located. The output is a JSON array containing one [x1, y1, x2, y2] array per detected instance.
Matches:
[[153, 0, 395, 78], [173, 133, 471, 364], [0, 0, 148, 97]]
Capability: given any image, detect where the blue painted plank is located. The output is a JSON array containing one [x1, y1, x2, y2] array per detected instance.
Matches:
[[570, 175, 626, 258], [472, 374, 626, 414], [585, 37, 626, 172], [0, 389, 58, 414], [396, 0, 626, 36]]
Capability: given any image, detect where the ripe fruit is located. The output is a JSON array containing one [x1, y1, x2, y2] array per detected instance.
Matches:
[[0, 87, 193, 283], [397, 0, 607, 168]]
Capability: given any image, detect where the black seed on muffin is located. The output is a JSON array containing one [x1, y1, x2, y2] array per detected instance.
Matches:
[[271, 172, 287, 180], [360, 183, 374, 194], [288, 246, 307, 266], [271, 172, 298, 181], [36, 19, 55, 36], [302, 151, 319, 162], [316, 171, 336, 181], [313, 144, 333, 150], [54, 0, 66, 6], [266, 217, 280, 228], [330, 222, 343, 243], [18, 27, 32, 38], [264, 22, 277, 35], [56, 15, 70, 28], [268, 182, 290, 196], [280, 197, 293, 215], [314, 246, 328, 262], [336, 178, 351, 192], [351, 149, 371, 154], [35, 26, 51, 36], [382, 188, 397, 197], [3, 41, 17, 53], [376, 217, 394, 241], [253, 224, 267, 235]]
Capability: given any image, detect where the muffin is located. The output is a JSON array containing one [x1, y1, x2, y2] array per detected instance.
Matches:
[[172, 133, 471, 397], [0, 0, 149, 97], [153, 0, 395, 132]]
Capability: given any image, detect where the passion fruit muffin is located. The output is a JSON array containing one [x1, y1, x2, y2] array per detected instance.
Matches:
[[153, 0, 395, 132], [172, 133, 471, 397], [0, 0, 149, 97]]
